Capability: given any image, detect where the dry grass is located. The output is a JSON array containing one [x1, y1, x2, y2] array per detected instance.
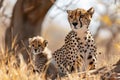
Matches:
[[0, 44, 119, 80], [0, 23, 119, 80], [0, 25, 119, 80], [0, 51, 41, 80]]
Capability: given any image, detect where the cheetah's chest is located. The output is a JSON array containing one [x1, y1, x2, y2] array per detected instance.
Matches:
[[33, 54, 48, 72]]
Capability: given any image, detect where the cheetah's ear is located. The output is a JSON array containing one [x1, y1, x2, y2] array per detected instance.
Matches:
[[87, 7, 94, 17], [28, 38, 32, 47], [43, 40, 48, 47]]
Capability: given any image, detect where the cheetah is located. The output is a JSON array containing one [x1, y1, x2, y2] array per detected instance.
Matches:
[[52, 7, 97, 75], [28, 36, 57, 80]]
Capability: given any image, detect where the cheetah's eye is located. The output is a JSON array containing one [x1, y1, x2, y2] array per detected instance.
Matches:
[[80, 15, 84, 18]]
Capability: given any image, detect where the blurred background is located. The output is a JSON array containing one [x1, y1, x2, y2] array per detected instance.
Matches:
[[0, 0, 120, 66]]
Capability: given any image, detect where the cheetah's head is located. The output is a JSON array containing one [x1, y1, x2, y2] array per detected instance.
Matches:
[[28, 36, 48, 55], [67, 7, 94, 30]]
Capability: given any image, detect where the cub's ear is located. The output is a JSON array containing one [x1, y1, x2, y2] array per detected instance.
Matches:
[[43, 40, 48, 47], [87, 7, 94, 17], [28, 38, 32, 47], [66, 10, 71, 13]]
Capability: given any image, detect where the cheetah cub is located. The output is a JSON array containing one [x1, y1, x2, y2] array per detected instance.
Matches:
[[53, 7, 97, 75], [28, 36, 57, 80]]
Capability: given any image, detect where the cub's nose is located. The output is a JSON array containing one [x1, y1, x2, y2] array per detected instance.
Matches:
[[34, 49, 37, 52], [72, 22, 78, 26]]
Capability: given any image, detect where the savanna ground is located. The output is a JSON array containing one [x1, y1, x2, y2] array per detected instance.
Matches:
[[0, 0, 120, 80]]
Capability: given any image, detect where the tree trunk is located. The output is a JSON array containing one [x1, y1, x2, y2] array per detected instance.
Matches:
[[0, 0, 3, 8], [5, 0, 53, 63]]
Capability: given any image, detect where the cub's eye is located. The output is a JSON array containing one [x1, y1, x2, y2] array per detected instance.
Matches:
[[32, 44, 34, 47], [38, 45, 41, 47], [69, 15, 73, 18]]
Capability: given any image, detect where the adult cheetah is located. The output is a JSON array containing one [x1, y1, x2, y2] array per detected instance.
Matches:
[[53, 7, 97, 75]]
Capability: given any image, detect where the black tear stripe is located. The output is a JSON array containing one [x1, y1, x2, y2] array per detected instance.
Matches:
[[79, 18, 82, 28]]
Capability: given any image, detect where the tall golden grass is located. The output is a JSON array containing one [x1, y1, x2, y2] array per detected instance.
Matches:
[[0, 36, 101, 80], [0, 26, 119, 80]]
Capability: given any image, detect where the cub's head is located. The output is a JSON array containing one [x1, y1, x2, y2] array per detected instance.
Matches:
[[67, 7, 94, 30], [28, 36, 48, 55]]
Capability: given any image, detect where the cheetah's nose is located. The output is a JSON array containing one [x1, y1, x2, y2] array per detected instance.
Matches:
[[72, 22, 78, 26], [34, 49, 37, 52]]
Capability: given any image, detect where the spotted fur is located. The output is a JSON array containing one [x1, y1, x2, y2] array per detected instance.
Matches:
[[28, 36, 57, 79], [29, 36, 51, 72], [53, 7, 97, 75]]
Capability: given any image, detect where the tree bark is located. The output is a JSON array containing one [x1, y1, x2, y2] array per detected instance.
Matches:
[[0, 0, 3, 8], [5, 0, 53, 63]]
